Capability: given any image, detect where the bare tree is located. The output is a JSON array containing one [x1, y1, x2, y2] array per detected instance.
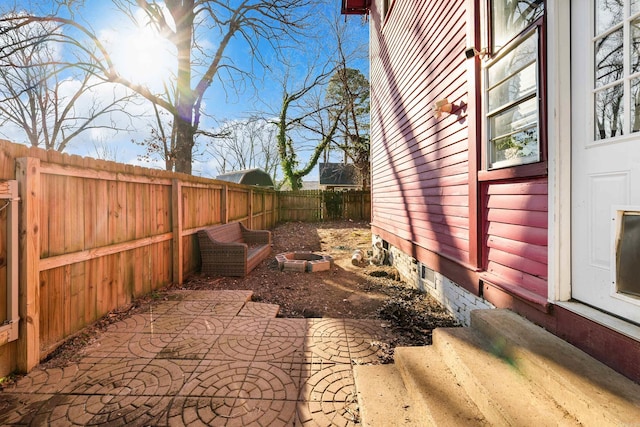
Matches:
[[0, 15, 135, 151], [1, 0, 315, 173], [92, 135, 120, 161], [325, 68, 370, 188], [273, 63, 345, 190], [267, 15, 368, 190], [133, 103, 178, 170], [206, 117, 279, 179]]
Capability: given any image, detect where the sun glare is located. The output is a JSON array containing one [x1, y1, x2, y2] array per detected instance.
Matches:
[[113, 25, 174, 88]]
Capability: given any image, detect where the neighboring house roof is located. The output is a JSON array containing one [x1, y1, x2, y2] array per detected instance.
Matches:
[[216, 168, 274, 187], [279, 180, 320, 191], [319, 163, 359, 187]]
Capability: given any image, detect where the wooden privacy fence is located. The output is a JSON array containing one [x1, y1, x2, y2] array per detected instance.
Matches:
[[277, 190, 371, 222], [0, 140, 277, 375]]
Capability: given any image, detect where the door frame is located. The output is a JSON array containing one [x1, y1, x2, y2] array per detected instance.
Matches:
[[553, 0, 640, 337], [547, 0, 572, 304]]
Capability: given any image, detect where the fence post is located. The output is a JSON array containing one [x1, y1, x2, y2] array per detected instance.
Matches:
[[172, 179, 183, 285], [16, 157, 40, 373], [274, 191, 278, 226], [221, 184, 228, 224], [249, 189, 254, 229]]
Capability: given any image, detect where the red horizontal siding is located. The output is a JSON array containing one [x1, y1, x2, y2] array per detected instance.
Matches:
[[370, 0, 470, 267], [487, 235, 547, 264], [486, 261, 548, 296], [487, 194, 548, 211], [372, 135, 468, 180], [487, 247, 547, 279], [370, 2, 466, 128], [487, 208, 547, 228], [483, 178, 548, 298], [487, 221, 547, 246], [374, 204, 469, 221]]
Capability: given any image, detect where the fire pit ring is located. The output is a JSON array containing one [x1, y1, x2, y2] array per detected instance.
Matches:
[[276, 251, 334, 273]]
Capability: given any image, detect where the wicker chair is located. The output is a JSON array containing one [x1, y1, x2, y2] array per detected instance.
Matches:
[[197, 222, 272, 277]]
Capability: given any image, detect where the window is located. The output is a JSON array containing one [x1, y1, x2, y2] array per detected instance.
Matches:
[[484, 0, 544, 170], [594, 0, 640, 140]]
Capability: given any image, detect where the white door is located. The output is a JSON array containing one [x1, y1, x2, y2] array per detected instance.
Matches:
[[572, 0, 640, 323]]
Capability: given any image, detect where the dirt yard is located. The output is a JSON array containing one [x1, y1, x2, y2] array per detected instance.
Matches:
[[34, 220, 458, 372], [179, 220, 459, 351]]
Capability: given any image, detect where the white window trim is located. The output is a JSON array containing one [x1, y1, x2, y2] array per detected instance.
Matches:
[[481, 6, 544, 171]]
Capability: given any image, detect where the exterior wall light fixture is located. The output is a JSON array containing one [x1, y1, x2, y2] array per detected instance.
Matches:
[[464, 47, 487, 59], [433, 98, 453, 118]]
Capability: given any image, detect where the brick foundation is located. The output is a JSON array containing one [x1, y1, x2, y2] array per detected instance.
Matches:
[[384, 238, 494, 326]]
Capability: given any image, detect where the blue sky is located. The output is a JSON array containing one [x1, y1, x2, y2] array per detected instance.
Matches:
[[0, 0, 369, 181]]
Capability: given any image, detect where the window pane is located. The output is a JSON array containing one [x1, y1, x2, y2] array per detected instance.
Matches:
[[491, 0, 543, 51], [631, 0, 640, 17], [633, 18, 640, 73], [488, 62, 536, 111], [631, 78, 640, 132], [596, 0, 623, 35], [489, 97, 539, 168], [488, 32, 537, 87], [595, 28, 624, 88], [595, 84, 624, 139]]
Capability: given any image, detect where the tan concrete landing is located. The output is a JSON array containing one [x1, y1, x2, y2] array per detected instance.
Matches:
[[0, 290, 390, 426], [355, 309, 640, 427]]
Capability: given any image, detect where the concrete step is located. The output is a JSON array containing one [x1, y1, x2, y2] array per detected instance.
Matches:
[[433, 327, 580, 426], [470, 309, 640, 426], [354, 347, 486, 426], [353, 364, 426, 426], [394, 346, 487, 426], [356, 309, 640, 426]]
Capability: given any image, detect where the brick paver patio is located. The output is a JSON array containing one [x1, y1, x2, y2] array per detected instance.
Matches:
[[0, 290, 389, 426]]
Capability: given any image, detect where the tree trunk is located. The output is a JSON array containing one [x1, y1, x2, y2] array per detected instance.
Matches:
[[172, 0, 195, 174], [174, 116, 194, 174]]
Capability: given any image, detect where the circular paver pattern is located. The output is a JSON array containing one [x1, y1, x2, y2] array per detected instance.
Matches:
[[210, 335, 262, 361], [183, 316, 228, 335], [254, 336, 305, 362], [124, 333, 177, 358], [308, 319, 346, 338], [5, 365, 80, 394], [48, 394, 171, 426], [264, 318, 308, 337], [299, 364, 359, 426], [65, 359, 187, 396], [173, 300, 210, 316], [158, 334, 220, 360], [167, 396, 296, 426], [182, 361, 298, 400]]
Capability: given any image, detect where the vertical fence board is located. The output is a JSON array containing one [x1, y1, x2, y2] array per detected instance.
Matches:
[[39, 271, 49, 351], [17, 157, 40, 372], [70, 263, 85, 334], [47, 176, 65, 256], [0, 200, 6, 325], [277, 190, 371, 222], [65, 178, 85, 253], [84, 179, 97, 250], [84, 258, 97, 324], [63, 265, 71, 339], [95, 180, 109, 247]]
